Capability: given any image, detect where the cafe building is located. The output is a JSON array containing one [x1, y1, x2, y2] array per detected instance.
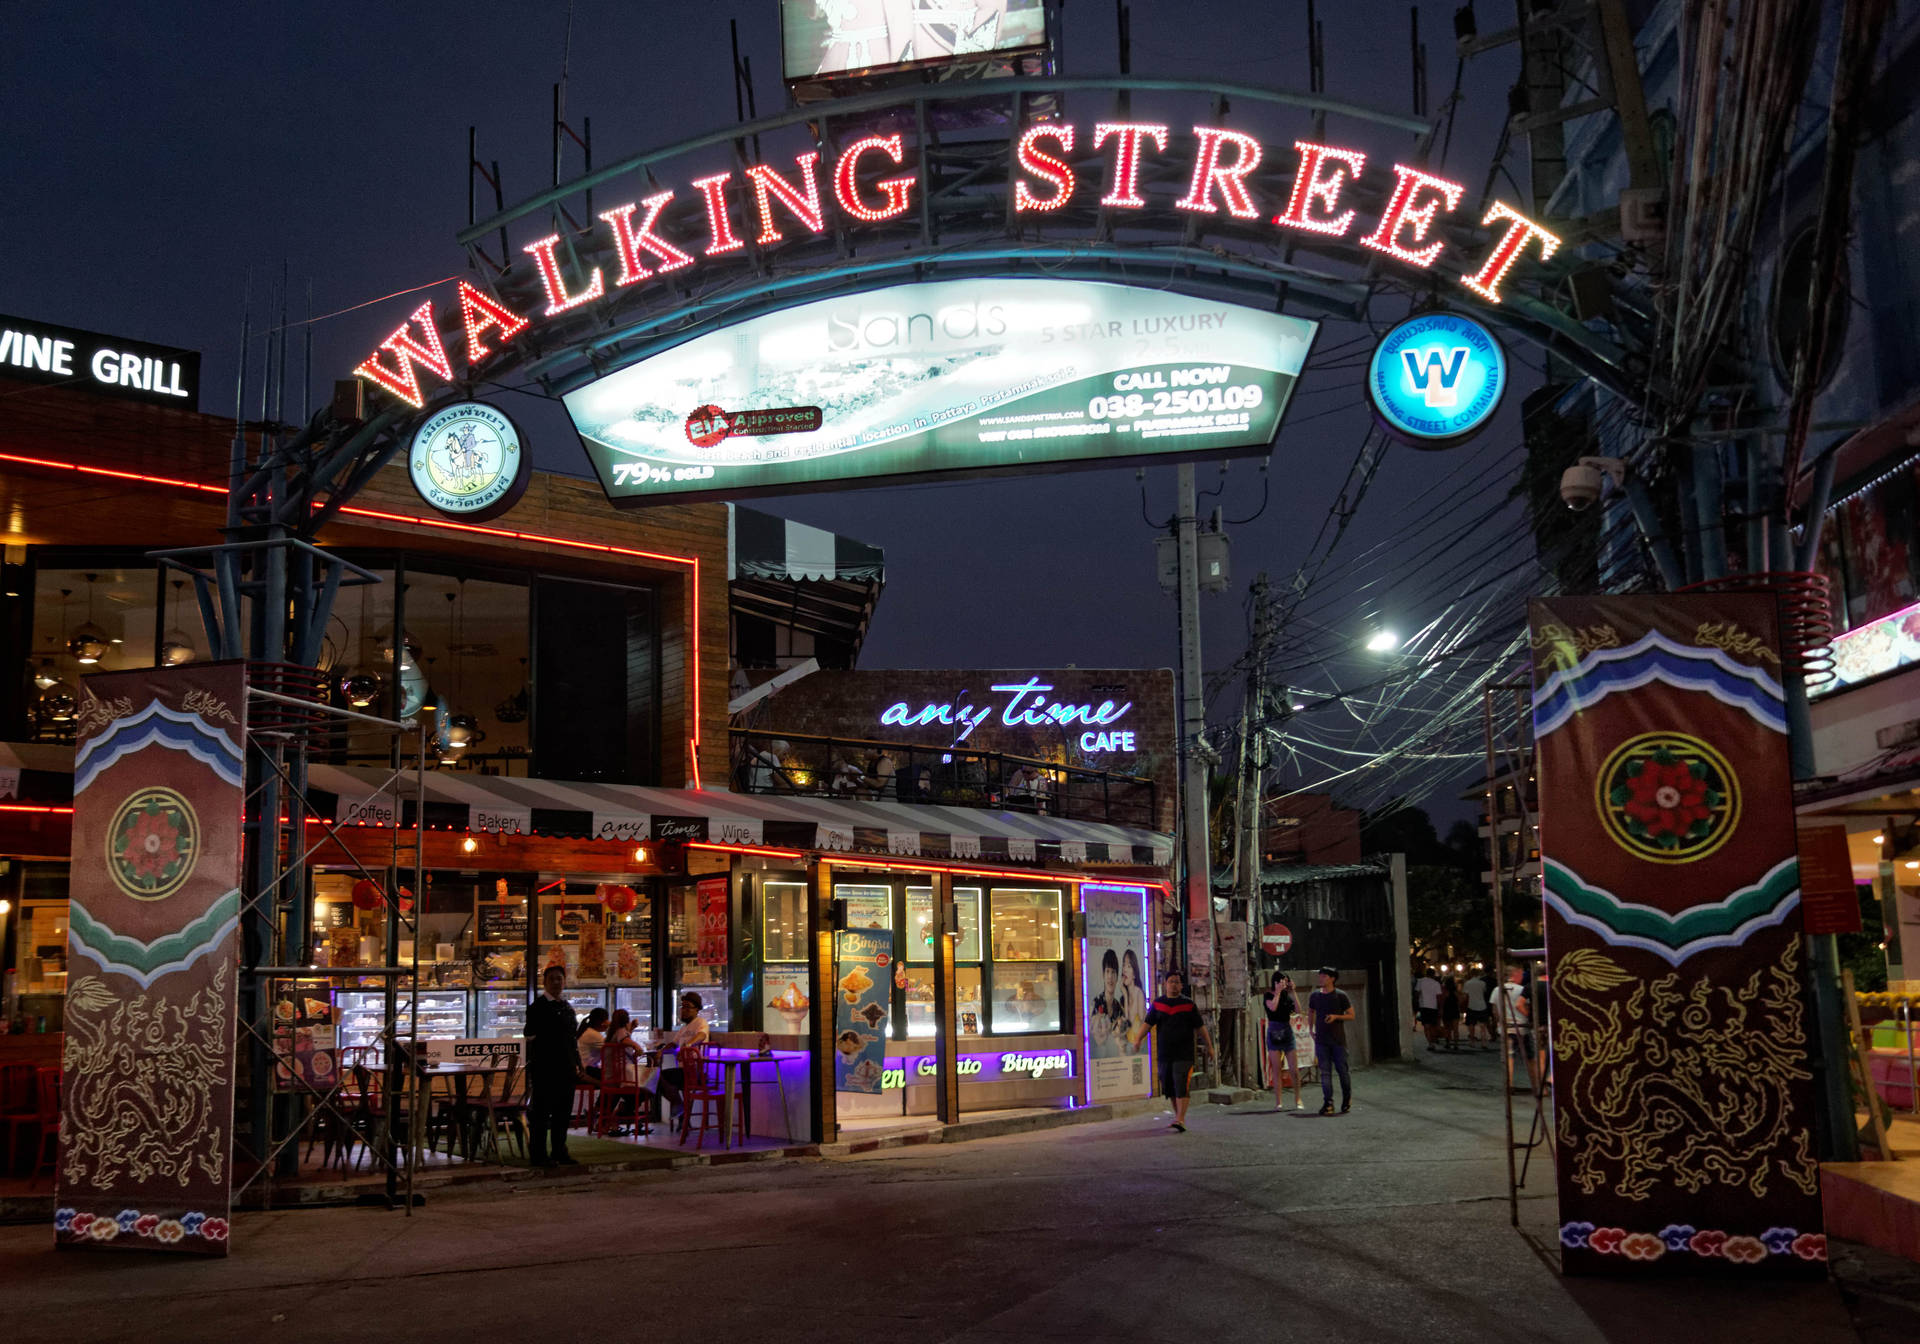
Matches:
[[0, 322, 1173, 1150]]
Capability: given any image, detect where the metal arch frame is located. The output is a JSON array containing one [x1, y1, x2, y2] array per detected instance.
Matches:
[[291, 75, 1652, 542]]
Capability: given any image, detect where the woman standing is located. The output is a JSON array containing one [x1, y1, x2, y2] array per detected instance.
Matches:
[[1263, 971, 1303, 1111]]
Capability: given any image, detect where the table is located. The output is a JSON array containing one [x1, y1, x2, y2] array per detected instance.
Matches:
[[417, 1064, 513, 1164], [705, 1049, 805, 1144]]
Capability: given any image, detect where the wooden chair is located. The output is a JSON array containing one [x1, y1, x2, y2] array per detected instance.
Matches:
[[27, 1067, 59, 1188], [1, 1063, 42, 1173], [467, 1061, 528, 1164], [591, 1040, 652, 1139], [677, 1046, 730, 1150]]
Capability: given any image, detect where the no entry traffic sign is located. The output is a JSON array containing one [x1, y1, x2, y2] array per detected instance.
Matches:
[[1260, 922, 1293, 956]]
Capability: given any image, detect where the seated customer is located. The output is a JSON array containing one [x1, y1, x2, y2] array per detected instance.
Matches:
[[598, 1009, 654, 1133], [576, 1007, 609, 1081], [653, 991, 711, 1133]]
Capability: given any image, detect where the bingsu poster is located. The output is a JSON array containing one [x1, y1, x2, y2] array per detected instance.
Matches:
[[1083, 886, 1151, 1102], [564, 277, 1318, 505]]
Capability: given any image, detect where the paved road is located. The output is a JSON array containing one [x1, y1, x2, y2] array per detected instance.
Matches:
[[3, 1050, 1912, 1343]]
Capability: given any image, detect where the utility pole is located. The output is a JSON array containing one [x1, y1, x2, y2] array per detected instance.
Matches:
[[1229, 574, 1276, 1086], [1173, 465, 1211, 984]]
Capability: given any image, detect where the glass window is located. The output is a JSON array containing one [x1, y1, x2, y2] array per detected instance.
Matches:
[[989, 968, 1062, 1033], [906, 887, 983, 963], [988, 888, 1062, 961], [29, 563, 159, 741], [836, 883, 892, 931], [763, 880, 808, 962], [668, 884, 728, 1031], [905, 965, 985, 1038]]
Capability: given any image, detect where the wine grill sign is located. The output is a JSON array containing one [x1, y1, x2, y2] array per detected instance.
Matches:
[[350, 110, 1563, 420]]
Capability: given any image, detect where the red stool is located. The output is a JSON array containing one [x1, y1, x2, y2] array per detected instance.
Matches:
[[677, 1047, 732, 1150]]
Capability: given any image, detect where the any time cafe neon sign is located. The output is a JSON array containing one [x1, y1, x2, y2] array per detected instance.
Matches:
[[354, 119, 1561, 409], [880, 678, 1135, 755]]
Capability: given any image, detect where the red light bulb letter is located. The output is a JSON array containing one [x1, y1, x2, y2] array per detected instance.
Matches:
[[600, 193, 695, 287], [1176, 126, 1263, 219], [833, 135, 915, 222], [1093, 122, 1169, 208], [523, 234, 606, 316], [1359, 163, 1465, 268], [746, 152, 826, 244], [1460, 201, 1562, 303], [354, 301, 453, 409], [689, 173, 745, 256], [1014, 123, 1076, 213], [456, 281, 529, 364], [1274, 141, 1367, 237]]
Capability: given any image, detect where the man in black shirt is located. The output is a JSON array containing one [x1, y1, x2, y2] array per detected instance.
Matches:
[[1308, 965, 1354, 1116], [525, 963, 580, 1166], [1142, 969, 1212, 1132]]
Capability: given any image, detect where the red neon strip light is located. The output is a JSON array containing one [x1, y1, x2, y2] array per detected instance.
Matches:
[[686, 840, 807, 860], [0, 803, 74, 814], [0, 447, 708, 792], [823, 854, 1165, 888]]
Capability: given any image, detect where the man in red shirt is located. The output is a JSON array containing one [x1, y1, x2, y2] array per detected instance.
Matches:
[[1143, 969, 1213, 1132]]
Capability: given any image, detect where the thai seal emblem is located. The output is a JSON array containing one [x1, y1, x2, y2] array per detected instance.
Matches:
[[107, 786, 200, 900], [1595, 731, 1740, 864], [407, 401, 530, 521]]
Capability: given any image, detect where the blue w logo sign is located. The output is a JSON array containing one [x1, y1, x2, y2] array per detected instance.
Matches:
[[1401, 347, 1470, 408]]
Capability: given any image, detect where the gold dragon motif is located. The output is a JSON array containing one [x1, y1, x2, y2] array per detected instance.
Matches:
[[1694, 621, 1782, 667], [1529, 622, 1622, 671], [60, 962, 231, 1191], [1550, 943, 1818, 1202]]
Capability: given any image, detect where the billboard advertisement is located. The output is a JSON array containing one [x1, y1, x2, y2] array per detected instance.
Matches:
[[1082, 884, 1153, 1103], [564, 278, 1318, 505], [781, 0, 1048, 82], [1529, 596, 1823, 1277]]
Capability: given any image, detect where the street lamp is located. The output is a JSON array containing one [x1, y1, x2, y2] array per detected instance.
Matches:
[[1366, 629, 1400, 653]]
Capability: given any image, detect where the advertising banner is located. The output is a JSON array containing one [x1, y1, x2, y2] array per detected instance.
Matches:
[[57, 665, 247, 1257], [696, 876, 730, 967], [834, 928, 892, 1093], [1529, 597, 1823, 1277], [1083, 886, 1152, 1102], [564, 278, 1318, 505], [779, 0, 1048, 83], [270, 981, 337, 1092]]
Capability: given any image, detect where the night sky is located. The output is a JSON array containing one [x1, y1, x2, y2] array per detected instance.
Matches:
[[8, 2, 1533, 814]]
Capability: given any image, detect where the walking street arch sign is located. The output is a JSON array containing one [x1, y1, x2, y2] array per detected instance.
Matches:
[[339, 77, 1632, 511]]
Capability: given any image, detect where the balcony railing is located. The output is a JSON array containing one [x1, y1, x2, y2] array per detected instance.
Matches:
[[729, 729, 1159, 830]]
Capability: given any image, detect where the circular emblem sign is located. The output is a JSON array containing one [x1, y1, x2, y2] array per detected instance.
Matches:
[[1367, 312, 1508, 447], [684, 404, 733, 448], [408, 401, 530, 521], [107, 786, 200, 900], [1260, 923, 1293, 956], [1595, 731, 1741, 864]]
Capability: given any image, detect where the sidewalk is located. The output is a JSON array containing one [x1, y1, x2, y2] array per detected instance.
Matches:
[[0, 1095, 1170, 1224]]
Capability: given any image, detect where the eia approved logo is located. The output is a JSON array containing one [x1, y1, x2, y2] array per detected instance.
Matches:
[[408, 401, 530, 521], [1367, 312, 1507, 447]]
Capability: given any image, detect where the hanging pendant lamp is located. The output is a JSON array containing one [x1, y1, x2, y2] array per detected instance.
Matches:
[[68, 574, 109, 665], [158, 579, 196, 667]]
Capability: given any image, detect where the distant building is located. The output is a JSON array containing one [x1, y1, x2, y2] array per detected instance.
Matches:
[[1261, 791, 1363, 867]]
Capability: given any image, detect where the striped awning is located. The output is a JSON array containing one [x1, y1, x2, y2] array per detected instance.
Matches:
[[306, 765, 1172, 868]]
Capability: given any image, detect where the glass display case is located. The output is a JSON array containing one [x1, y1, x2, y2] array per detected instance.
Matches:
[[478, 986, 606, 1038], [337, 988, 467, 1060]]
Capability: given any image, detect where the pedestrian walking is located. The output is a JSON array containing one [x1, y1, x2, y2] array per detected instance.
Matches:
[[1309, 966, 1354, 1116], [1463, 969, 1492, 1047], [1496, 964, 1542, 1094], [525, 963, 580, 1166], [1440, 974, 1462, 1051], [1143, 969, 1212, 1132], [1263, 971, 1304, 1111], [1414, 965, 1442, 1051]]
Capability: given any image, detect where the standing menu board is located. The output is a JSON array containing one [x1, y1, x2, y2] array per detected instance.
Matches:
[[477, 900, 528, 945]]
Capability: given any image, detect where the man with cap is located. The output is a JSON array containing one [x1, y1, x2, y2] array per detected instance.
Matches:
[[1308, 965, 1354, 1116]]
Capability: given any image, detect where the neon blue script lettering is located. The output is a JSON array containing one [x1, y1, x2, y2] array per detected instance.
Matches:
[[878, 679, 1132, 744]]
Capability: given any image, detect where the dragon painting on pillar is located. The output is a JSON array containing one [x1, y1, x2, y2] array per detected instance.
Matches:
[[1529, 596, 1824, 1277]]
